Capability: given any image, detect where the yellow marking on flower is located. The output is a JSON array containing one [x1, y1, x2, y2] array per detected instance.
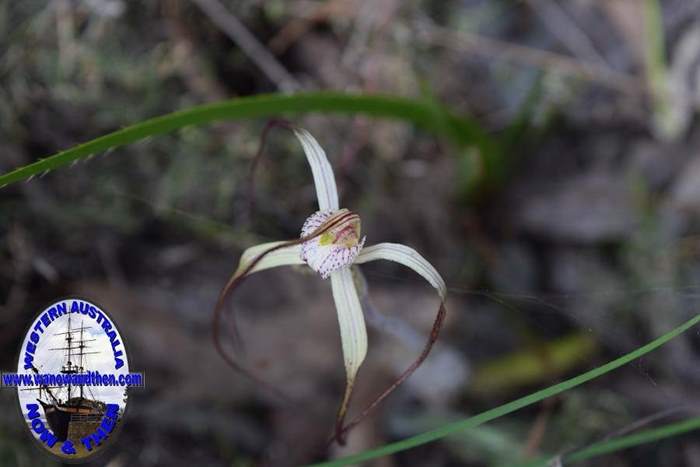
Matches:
[[319, 231, 334, 246], [300, 209, 366, 279]]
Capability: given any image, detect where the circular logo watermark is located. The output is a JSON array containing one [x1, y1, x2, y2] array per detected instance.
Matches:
[[3, 298, 143, 462]]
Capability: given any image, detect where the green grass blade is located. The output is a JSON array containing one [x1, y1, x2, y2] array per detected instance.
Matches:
[[308, 314, 700, 467], [0, 92, 496, 189], [643, 0, 676, 140], [568, 416, 700, 463], [517, 416, 700, 466]]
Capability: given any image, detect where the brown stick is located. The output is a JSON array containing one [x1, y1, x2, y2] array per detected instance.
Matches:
[[191, 0, 300, 91]]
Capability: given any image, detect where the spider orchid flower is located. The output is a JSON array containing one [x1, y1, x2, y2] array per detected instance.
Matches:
[[214, 125, 447, 445]]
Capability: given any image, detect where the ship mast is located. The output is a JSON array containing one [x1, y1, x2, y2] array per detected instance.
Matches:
[[50, 315, 98, 404], [79, 321, 85, 399], [66, 314, 73, 401]]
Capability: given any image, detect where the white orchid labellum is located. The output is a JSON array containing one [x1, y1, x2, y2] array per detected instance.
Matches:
[[300, 209, 366, 279], [214, 125, 447, 444]]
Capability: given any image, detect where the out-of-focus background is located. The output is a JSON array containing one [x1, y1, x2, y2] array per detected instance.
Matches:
[[2, 1, 700, 466]]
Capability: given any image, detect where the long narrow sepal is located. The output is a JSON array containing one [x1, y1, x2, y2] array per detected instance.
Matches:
[[329, 268, 368, 445], [292, 128, 340, 211], [235, 241, 303, 277], [355, 243, 447, 299], [248, 121, 339, 217], [331, 243, 448, 443]]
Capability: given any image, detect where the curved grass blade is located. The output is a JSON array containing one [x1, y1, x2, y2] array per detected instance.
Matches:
[[565, 415, 700, 464], [307, 313, 700, 467], [0, 92, 496, 188], [516, 415, 700, 467]]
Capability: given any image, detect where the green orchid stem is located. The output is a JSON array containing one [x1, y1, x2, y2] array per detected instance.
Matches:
[[0, 92, 495, 189], [309, 314, 700, 466]]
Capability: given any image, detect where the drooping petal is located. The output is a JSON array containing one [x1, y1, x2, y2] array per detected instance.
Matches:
[[292, 128, 340, 212], [300, 209, 366, 279], [331, 242, 448, 443], [329, 267, 368, 440], [355, 243, 447, 299]]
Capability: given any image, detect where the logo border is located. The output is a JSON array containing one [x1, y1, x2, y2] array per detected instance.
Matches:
[[14, 296, 133, 464]]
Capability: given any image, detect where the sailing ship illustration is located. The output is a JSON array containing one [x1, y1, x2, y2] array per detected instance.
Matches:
[[25, 314, 107, 441]]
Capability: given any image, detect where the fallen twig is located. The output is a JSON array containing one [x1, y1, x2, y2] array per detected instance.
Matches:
[[191, 0, 301, 92]]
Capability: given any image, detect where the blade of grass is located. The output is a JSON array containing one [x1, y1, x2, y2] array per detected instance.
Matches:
[[0, 92, 497, 189], [566, 416, 700, 463], [643, 0, 676, 140], [517, 415, 700, 467], [307, 314, 700, 467]]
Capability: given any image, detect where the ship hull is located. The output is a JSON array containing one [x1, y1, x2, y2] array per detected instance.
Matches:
[[39, 400, 104, 442]]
